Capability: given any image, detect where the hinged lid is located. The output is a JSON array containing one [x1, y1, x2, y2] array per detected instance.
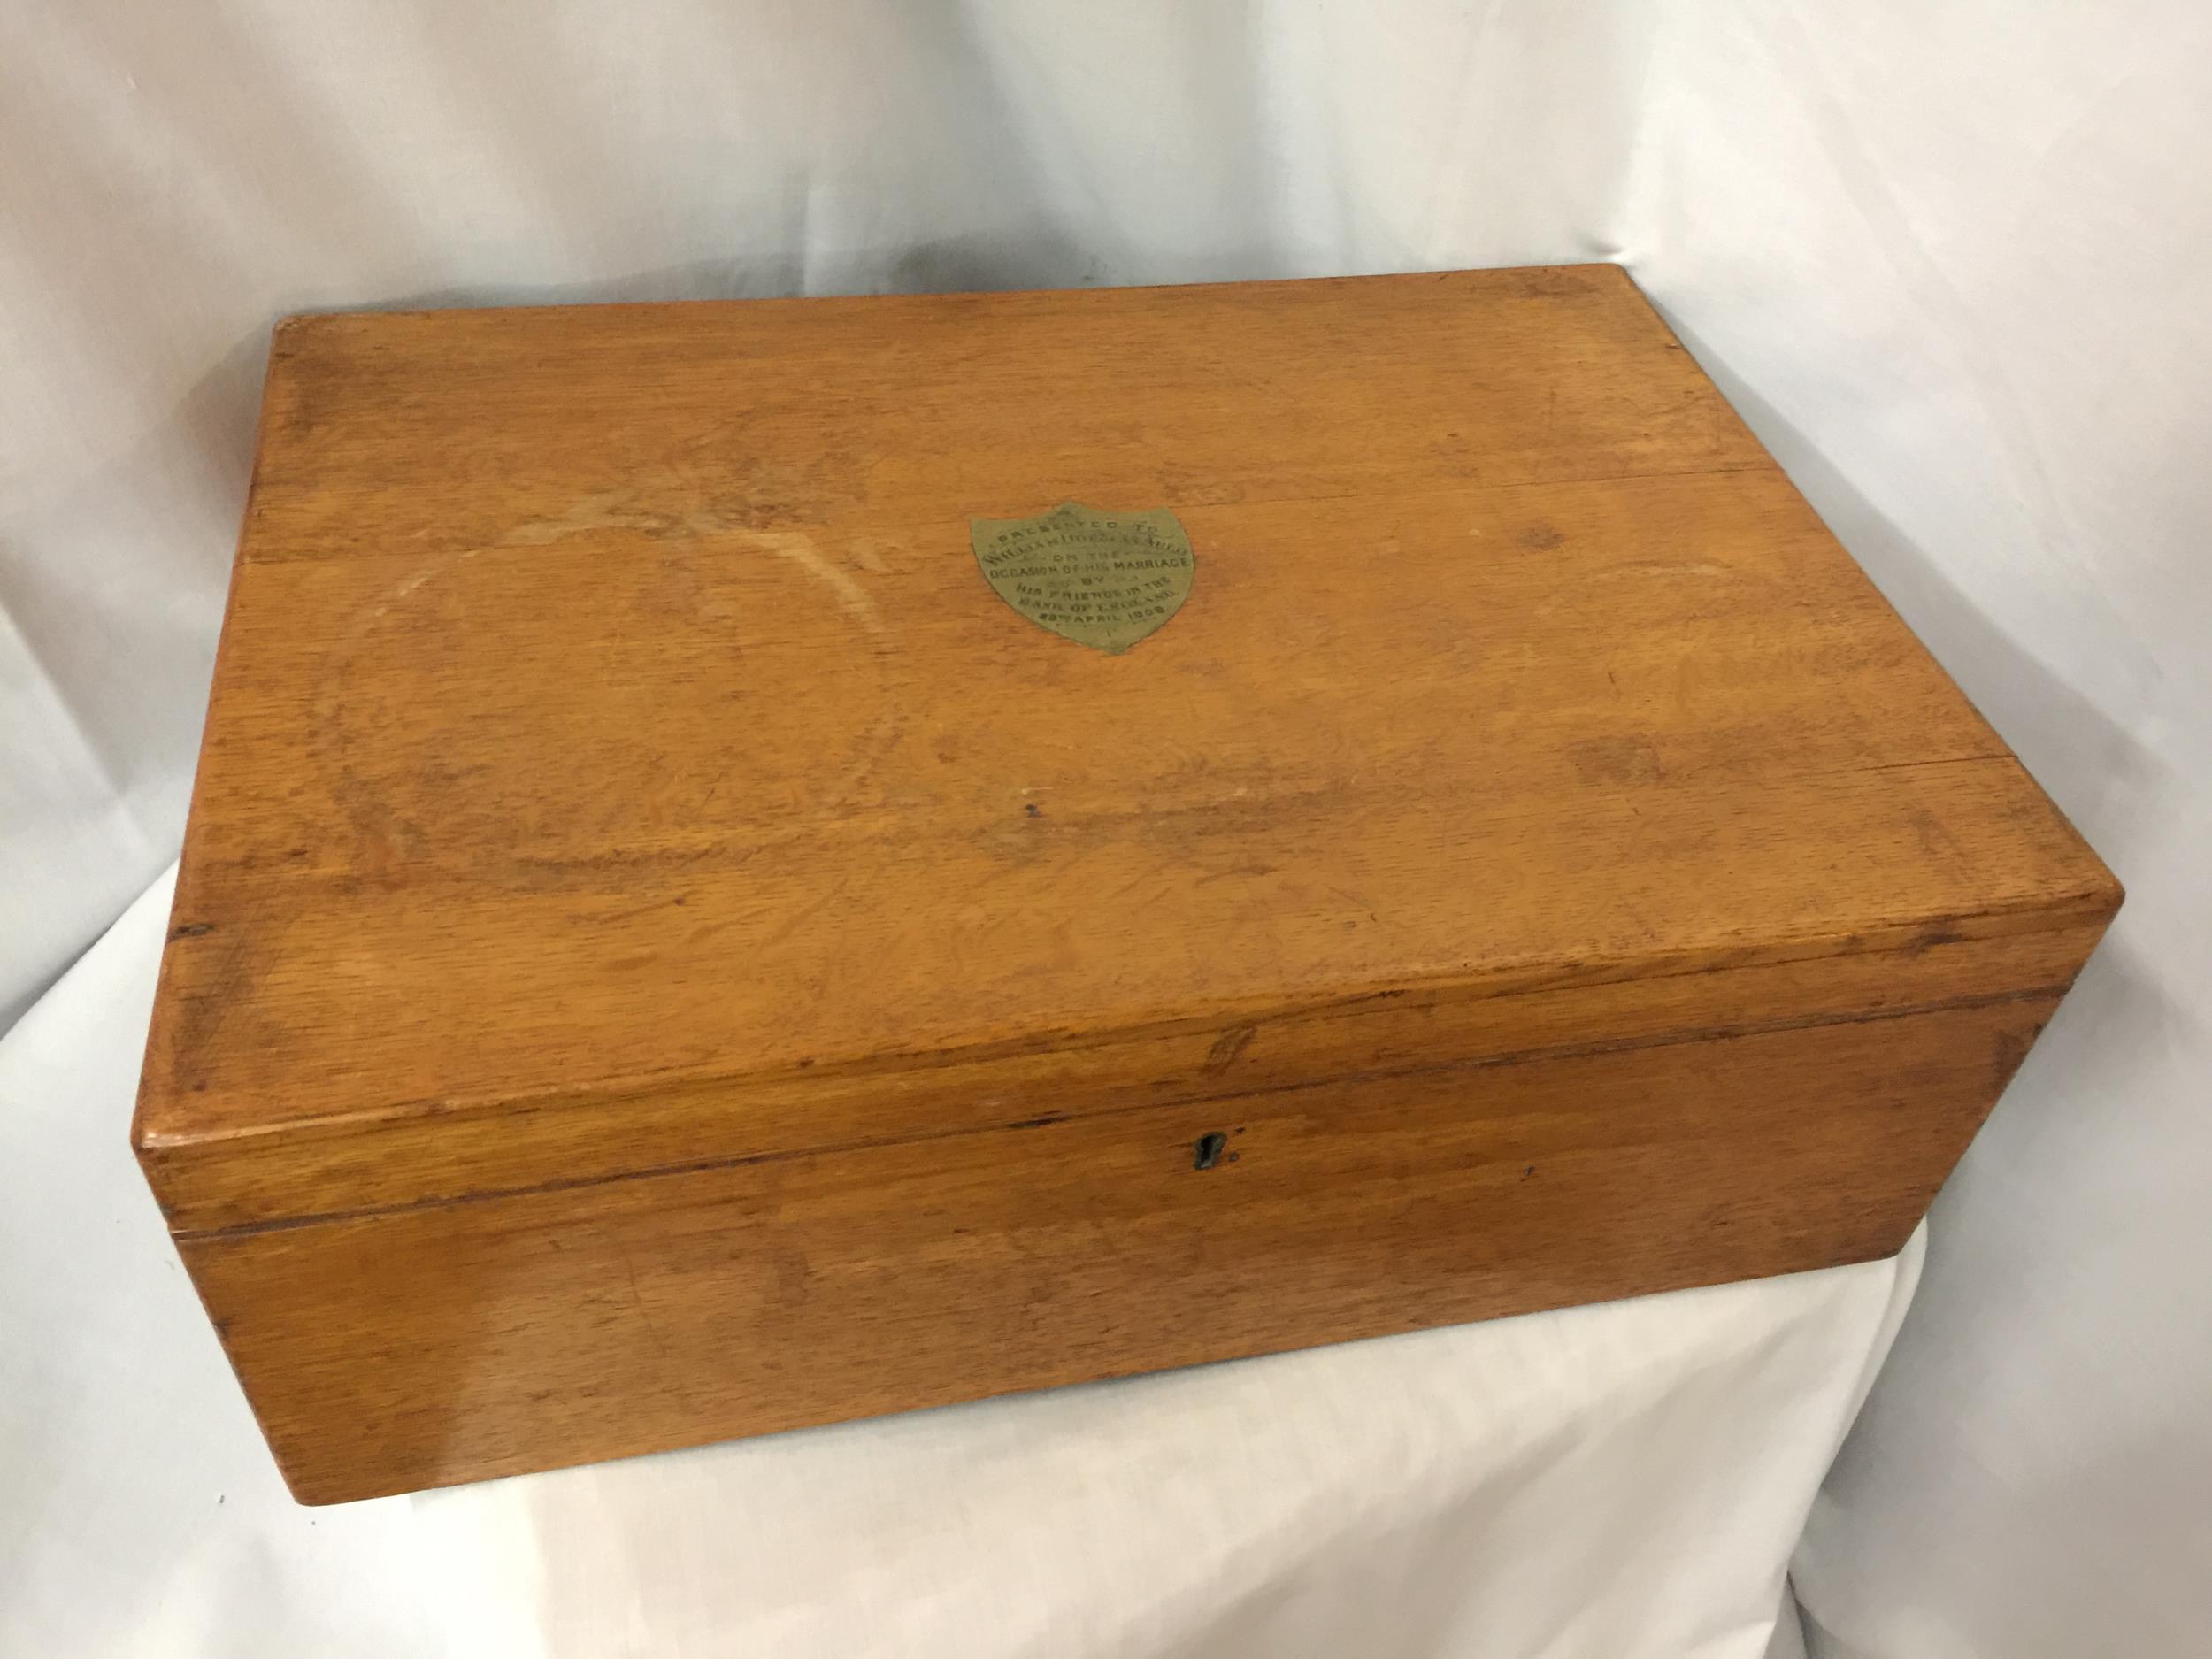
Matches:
[[135, 267, 2118, 1234]]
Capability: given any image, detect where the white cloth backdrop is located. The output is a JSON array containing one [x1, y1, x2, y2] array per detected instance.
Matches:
[[4, 3, 2207, 1654]]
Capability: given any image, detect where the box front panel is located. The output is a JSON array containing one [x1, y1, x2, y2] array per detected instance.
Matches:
[[182, 995, 2054, 1502]]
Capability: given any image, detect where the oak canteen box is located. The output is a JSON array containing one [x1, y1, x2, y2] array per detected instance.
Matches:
[[135, 266, 2119, 1504]]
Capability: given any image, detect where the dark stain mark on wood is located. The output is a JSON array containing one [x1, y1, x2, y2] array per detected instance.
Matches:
[[1991, 1025, 2039, 1091], [1193, 861, 1278, 887], [171, 922, 215, 939], [1005, 1112, 1069, 1131], [1025, 803, 1041, 818], [1902, 926, 1964, 958], [1569, 733, 1663, 785], [1204, 1025, 1257, 1072]]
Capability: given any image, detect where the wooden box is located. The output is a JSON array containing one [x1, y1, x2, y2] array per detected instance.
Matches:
[[134, 266, 2119, 1503]]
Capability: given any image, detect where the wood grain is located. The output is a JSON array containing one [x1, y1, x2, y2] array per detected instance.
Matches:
[[144, 916, 2108, 1234], [189, 994, 2059, 1504], [132, 265, 2120, 1501]]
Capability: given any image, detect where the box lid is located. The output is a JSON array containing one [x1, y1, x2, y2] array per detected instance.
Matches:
[[135, 267, 2118, 1233]]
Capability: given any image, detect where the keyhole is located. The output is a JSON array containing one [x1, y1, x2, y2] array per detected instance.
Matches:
[[1193, 1132, 1229, 1171]]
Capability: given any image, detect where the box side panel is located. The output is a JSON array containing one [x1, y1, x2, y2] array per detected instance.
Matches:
[[180, 994, 2055, 1503]]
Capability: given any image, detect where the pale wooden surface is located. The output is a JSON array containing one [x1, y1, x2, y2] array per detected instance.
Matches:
[[193, 994, 2053, 1503], [146, 915, 2107, 1234], [139, 267, 2111, 1202], [132, 266, 2118, 1500]]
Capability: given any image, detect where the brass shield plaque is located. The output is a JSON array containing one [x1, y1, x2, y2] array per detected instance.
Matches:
[[969, 503, 1194, 654]]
